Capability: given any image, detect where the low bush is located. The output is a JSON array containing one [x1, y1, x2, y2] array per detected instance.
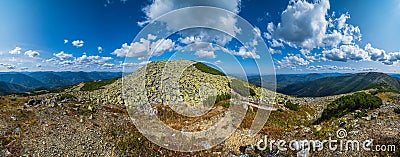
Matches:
[[315, 92, 382, 124], [394, 108, 400, 114], [284, 101, 299, 111]]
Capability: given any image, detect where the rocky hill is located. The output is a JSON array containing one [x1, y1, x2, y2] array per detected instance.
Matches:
[[75, 60, 276, 114], [279, 72, 400, 97]]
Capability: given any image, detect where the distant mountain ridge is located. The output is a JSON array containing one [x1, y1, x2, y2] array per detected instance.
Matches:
[[0, 72, 121, 95], [247, 73, 345, 90], [279, 72, 400, 97]]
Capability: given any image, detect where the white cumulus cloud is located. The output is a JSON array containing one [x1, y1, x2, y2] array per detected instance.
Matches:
[[274, 0, 330, 50], [322, 44, 368, 62], [24, 50, 40, 58], [195, 50, 216, 59], [54, 51, 73, 60], [72, 40, 84, 47], [139, 0, 242, 46], [112, 34, 175, 58], [75, 55, 113, 65], [9, 47, 22, 55], [277, 54, 310, 68], [98, 46, 103, 53]]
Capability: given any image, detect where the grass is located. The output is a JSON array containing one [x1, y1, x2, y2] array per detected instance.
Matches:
[[154, 104, 223, 131], [105, 120, 213, 156], [0, 104, 37, 151], [80, 78, 118, 91]]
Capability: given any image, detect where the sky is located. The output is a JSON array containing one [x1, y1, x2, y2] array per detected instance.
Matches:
[[0, 0, 399, 74]]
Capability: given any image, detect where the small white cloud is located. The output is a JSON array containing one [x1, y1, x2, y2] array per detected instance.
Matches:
[[269, 39, 283, 48], [98, 46, 103, 53], [54, 51, 73, 60], [335, 13, 350, 30], [214, 60, 223, 64], [64, 39, 69, 44], [277, 54, 310, 68], [24, 50, 40, 58], [179, 36, 203, 45], [195, 50, 216, 59], [75, 55, 113, 65], [103, 63, 115, 68], [268, 47, 281, 55], [121, 61, 151, 67], [59, 60, 74, 66], [0, 63, 17, 70], [147, 34, 157, 40], [9, 47, 22, 55], [46, 58, 57, 63], [72, 40, 84, 47], [231, 46, 260, 59]]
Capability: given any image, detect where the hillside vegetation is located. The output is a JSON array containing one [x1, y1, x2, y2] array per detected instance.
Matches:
[[193, 62, 226, 76], [80, 78, 118, 91]]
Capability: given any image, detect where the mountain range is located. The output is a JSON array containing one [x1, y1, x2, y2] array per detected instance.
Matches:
[[0, 72, 121, 95], [247, 73, 345, 90], [278, 72, 400, 97]]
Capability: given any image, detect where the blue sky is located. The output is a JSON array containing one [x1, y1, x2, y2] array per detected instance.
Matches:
[[0, 0, 399, 74]]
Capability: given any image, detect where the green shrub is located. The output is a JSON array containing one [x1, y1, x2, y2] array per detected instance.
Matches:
[[193, 62, 225, 76], [230, 79, 256, 97], [394, 108, 400, 114], [284, 101, 299, 111], [315, 92, 382, 124], [61, 94, 76, 100], [355, 111, 367, 118]]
